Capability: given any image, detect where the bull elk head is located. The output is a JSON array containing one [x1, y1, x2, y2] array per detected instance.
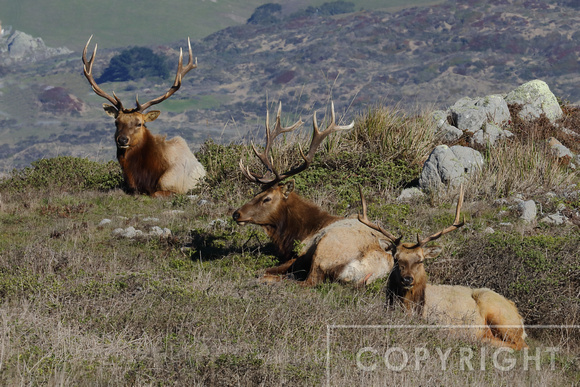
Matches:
[[233, 102, 354, 226], [82, 36, 197, 150], [358, 185, 465, 289]]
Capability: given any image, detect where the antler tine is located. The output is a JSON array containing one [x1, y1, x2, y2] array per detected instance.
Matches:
[[271, 101, 355, 181], [300, 101, 354, 164], [238, 102, 304, 186], [137, 37, 198, 112], [357, 185, 401, 243], [82, 35, 124, 110], [417, 184, 466, 246]]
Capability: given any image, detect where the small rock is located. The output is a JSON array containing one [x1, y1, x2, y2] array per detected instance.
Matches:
[[540, 214, 566, 225], [98, 219, 112, 227], [483, 227, 495, 234], [397, 187, 425, 202], [518, 200, 537, 223], [143, 217, 160, 223]]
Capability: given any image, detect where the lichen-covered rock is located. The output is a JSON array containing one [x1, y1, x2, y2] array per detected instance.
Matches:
[[504, 80, 563, 123], [419, 145, 484, 192], [470, 122, 513, 147]]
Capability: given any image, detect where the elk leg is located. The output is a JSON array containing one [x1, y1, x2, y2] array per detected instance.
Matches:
[[152, 190, 173, 198], [265, 258, 297, 275], [301, 265, 324, 287]]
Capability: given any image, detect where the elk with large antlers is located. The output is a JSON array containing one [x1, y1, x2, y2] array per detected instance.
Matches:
[[232, 102, 394, 286], [82, 36, 206, 196], [358, 186, 528, 350]]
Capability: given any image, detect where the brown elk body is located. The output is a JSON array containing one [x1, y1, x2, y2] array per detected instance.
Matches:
[[82, 36, 206, 197], [359, 186, 528, 350], [233, 103, 393, 286]]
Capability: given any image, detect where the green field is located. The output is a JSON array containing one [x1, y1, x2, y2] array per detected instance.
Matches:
[[0, 0, 444, 49]]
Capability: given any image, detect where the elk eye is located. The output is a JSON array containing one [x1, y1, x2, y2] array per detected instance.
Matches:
[[262, 197, 272, 203]]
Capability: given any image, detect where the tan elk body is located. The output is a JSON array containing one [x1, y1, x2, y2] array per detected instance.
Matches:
[[82, 36, 205, 196], [359, 186, 528, 350], [233, 103, 393, 286]]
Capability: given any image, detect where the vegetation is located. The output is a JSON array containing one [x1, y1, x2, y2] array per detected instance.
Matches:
[[0, 104, 578, 385], [96, 47, 170, 83]]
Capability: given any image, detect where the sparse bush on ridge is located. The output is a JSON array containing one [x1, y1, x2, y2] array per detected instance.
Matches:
[[0, 156, 123, 193]]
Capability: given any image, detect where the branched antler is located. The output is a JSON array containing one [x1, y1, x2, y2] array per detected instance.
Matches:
[[414, 184, 465, 247], [82, 35, 124, 111], [82, 36, 197, 112], [240, 101, 353, 188], [357, 185, 402, 244]]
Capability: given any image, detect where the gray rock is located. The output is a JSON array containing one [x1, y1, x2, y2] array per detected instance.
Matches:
[[397, 187, 425, 202], [483, 227, 495, 234], [474, 94, 511, 126], [149, 226, 172, 237], [540, 214, 566, 225], [547, 137, 574, 159], [0, 30, 72, 64], [504, 80, 563, 123], [437, 122, 463, 142], [449, 97, 487, 133], [470, 122, 511, 147], [419, 145, 484, 192], [517, 200, 537, 223], [98, 219, 112, 227]]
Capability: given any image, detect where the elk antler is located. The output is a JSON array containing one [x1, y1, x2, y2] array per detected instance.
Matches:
[[415, 184, 465, 247], [357, 185, 402, 244], [82, 36, 197, 113], [136, 37, 197, 112], [239, 101, 354, 188], [82, 35, 124, 111]]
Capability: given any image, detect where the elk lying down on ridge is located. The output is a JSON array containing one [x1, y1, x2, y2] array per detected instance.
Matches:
[[82, 36, 206, 197], [358, 186, 528, 350], [232, 102, 394, 286]]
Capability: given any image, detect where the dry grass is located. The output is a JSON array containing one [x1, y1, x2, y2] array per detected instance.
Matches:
[[0, 103, 578, 385]]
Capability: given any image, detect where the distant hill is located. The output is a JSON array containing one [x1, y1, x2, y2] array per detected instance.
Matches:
[[0, 0, 441, 50], [0, 0, 579, 172]]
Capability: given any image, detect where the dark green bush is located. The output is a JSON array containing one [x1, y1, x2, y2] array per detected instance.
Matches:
[[0, 156, 123, 193], [97, 46, 170, 83]]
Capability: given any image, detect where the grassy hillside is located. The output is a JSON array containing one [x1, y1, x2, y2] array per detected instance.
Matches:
[[0, 0, 443, 50], [0, 104, 578, 385]]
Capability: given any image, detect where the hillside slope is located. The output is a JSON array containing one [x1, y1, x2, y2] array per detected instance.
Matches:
[[1, 0, 580, 172]]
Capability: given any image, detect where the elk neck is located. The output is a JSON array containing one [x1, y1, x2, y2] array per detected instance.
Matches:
[[117, 129, 168, 195], [387, 263, 427, 315], [268, 192, 340, 261]]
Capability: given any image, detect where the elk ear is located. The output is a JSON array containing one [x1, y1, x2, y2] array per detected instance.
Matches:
[[378, 239, 393, 251], [103, 104, 119, 118], [280, 180, 295, 199], [144, 110, 161, 122], [423, 245, 443, 259]]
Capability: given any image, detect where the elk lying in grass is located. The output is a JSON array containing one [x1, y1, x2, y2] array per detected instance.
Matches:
[[232, 102, 393, 286], [82, 36, 206, 197], [358, 186, 528, 350]]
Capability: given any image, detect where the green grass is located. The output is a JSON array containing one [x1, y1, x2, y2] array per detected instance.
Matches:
[[0, 103, 577, 384]]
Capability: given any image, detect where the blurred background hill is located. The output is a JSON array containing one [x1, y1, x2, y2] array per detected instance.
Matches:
[[0, 0, 579, 172]]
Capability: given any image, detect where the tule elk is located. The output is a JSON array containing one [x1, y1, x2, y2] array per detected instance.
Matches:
[[82, 36, 206, 197], [358, 185, 528, 350], [233, 102, 394, 286]]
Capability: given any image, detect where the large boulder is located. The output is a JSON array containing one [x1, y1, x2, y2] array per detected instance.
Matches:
[[504, 80, 563, 123], [419, 145, 484, 192], [0, 30, 72, 64]]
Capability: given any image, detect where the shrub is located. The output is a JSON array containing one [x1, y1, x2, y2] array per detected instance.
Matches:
[[97, 47, 170, 83], [0, 156, 123, 193]]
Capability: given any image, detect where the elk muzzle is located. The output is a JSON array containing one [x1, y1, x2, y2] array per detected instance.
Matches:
[[232, 210, 246, 225], [116, 135, 130, 149], [401, 276, 414, 289]]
